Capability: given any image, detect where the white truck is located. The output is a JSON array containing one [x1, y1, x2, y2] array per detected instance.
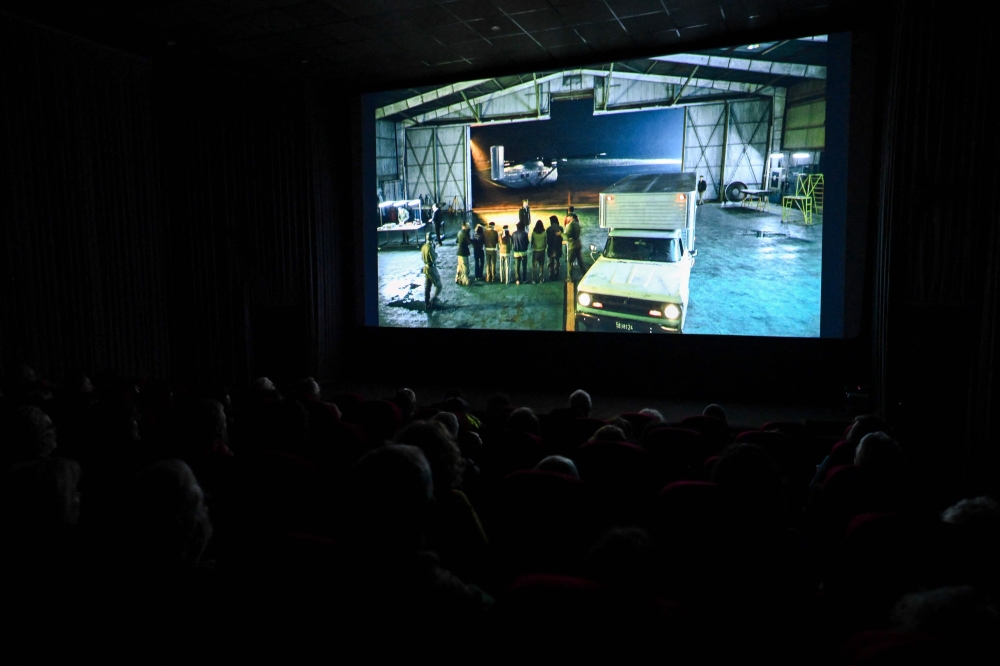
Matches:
[[575, 172, 698, 334]]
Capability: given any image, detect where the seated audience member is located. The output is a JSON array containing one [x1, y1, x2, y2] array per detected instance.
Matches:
[[252, 376, 277, 394], [589, 424, 626, 443], [393, 420, 489, 586], [343, 444, 492, 641], [711, 443, 784, 526], [126, 459, 214, 572], [507, 407, 541, 436], [569, 389, 592, 418], [535, 455, 579, 478], [702, 403, 727, 423], [0, 404, 58, 464], [810, 414, 892, 489], [391, 388, 418, 422], [846, 414, 888, 445], [942, 496, 1000, 595], [3, 456, 82, 558], [483, 393, 513, 431], [854, 431, 903, 477], [432, 411, 461, 441], [174, 397, 233, 458], [853, 431, 909, 504], [639, 408, 665, 423], [583, 527, 658, 594], [889, 586, 1000, 660], [172, 397, 234, 494], [942, 496, 1000, 530], [347, 445, 434, 554], [606, 416, 633, 442], [433, 409, 482, 474], [294, 376, 322, 402]]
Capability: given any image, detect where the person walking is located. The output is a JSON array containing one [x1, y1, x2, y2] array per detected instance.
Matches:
[[546, 215, 563, 280], [697, 175, 707, 205], [563, 205, 575, 228], [472, 223, 485, 281], [421, 232, 442, 311], [455, 220, 471, 286], [565, 212, 586, 281], [498, 225, 512, 284], [530, 219, 547, 283], [512, 220, 530, 285], [430, 202, 444, 245], [483, 221, 499, 282]]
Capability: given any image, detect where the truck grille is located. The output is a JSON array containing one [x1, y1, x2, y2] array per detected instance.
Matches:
[[592, 294, 664, 318]]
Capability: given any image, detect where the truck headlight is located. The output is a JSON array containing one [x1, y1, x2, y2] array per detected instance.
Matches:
[[664, 303, 682, 320], [578, 292, 592, 307]]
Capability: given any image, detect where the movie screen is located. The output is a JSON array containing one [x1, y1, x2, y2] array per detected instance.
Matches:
[[371, 34, 833, 336]]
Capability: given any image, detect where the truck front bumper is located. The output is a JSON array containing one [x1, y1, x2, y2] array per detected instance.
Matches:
[[576, 312, 682, 334]]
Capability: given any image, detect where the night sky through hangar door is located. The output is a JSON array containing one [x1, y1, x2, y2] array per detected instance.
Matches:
[[404, 126, 470, 211]]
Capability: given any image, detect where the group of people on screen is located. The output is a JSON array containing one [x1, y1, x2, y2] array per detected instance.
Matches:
[[422, 200, 588, 312]]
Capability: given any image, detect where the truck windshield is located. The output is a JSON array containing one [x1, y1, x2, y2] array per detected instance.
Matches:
[[603, 237, 682, 262]]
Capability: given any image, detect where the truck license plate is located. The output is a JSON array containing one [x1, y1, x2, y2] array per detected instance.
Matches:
[[615, 321, 634, 331]]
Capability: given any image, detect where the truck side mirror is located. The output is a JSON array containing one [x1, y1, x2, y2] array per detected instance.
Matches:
[[690, 249, 698, 257], [589, 244, 597, 252]]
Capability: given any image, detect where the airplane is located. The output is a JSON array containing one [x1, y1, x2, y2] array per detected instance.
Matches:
[[487, 145, 608, 189], [488, 145, 556, 188]]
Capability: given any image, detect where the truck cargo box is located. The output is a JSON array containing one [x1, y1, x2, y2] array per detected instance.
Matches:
[[599, 172, 697, 248]]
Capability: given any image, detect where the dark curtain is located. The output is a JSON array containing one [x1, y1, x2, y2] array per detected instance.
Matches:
[[876, 2, 1000, 495], [154, 71, 344, 386], [1, 11, 345, 388], [1, 11, 168, 382]]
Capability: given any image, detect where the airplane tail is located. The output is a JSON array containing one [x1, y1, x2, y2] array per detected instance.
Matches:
[[489, 145, 504, 182]]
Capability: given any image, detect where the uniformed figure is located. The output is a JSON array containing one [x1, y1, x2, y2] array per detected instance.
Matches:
[[697, 176, 707, 205], [483, 221, 499, 282], [518, 199, 531, 230], [421, 233, 442, 311], [563, 205, 575, 228], [565, 212, 585, 281]]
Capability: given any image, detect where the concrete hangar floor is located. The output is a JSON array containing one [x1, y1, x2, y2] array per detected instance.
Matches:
[[377, 200, 821, 338]]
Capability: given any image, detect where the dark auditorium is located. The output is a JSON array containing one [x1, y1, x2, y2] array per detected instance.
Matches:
[[2, 1, 999, 663]]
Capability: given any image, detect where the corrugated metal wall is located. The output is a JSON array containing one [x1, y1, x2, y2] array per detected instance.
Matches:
[[684, 99, 773, 198], [375, 119, 398, 181], [684, 104, 726, 201], [404, 125, 470, 210], [726, 99, 772, 189]]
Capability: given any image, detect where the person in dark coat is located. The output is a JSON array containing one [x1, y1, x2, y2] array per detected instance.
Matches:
[[565, 213, 586, 281], [697, 176, 708, 205], [511, 221, 530, 285], [530, 219, 547, 283], [518, 199, 531, 230], [546, 215, 563, 280], [472, 224, 485, 281]]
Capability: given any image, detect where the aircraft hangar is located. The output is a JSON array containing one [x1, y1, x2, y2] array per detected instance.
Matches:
[[374, 35, 829, 211]]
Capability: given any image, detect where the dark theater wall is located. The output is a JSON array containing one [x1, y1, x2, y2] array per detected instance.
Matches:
[[1, 11, 346, 388]]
